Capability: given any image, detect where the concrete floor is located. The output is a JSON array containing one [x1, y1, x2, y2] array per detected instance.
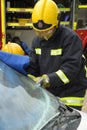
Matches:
[[82, 90, 87, 113]]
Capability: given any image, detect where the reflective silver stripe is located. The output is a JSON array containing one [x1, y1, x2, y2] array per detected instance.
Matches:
[[50, 49, 62, 56], [35, 48, 41, 55], [82, 54, 87, 77], [56, 70, 69, 84], [60, 97, 84, 106], [82, 54, 85, 59], [85, 65, 87, 78]]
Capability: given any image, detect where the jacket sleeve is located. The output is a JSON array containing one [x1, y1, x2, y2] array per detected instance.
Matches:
[[48, 33, 84, 87], [26, 38, 40, 76], [21, 42, 30, 55]]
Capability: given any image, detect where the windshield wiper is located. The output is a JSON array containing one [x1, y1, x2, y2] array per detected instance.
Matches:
[[40, 105, 81, 130]]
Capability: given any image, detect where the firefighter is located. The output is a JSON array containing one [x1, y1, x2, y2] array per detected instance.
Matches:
[[27, 0, 87, 110], [1, 42, 25, 55]]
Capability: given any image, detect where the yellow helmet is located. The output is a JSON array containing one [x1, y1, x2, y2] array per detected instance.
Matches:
[[32, 0, 60, 31], [2, 42, 25, 55]]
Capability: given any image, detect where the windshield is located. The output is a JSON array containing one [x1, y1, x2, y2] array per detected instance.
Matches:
[[0, 60, 60, 130]]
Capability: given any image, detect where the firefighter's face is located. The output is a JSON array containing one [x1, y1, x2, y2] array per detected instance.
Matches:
[[35, 27, 56, 40]]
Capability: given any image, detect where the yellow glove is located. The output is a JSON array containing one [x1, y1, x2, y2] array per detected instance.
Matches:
[[40, 74, 50, 88], [28, 74, 41, 82], [28, 74, 50, 88]]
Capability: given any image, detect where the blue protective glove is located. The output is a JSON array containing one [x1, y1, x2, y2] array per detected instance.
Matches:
[[0, 51, 30, 75]]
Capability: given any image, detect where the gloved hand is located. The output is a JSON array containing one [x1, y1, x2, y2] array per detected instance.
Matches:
[[28, 74, 50, 88], [28, 74, 41, 82], [38, 74, 50, 88]]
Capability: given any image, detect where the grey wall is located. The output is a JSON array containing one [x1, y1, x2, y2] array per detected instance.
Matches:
[[7, 30, 36, 48]]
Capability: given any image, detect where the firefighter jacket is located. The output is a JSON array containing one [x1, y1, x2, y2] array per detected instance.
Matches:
[[27, 25, 87, 107]]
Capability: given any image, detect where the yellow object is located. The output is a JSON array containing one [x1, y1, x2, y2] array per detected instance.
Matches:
[[28, 74, 50, 88], [32, 0, 60, 31], [1, 42, 25, 55], [18, 18, 29, 23], [28, 74, 42, 82], [42, 74, 50, 88], [61, 97, 84, 106]]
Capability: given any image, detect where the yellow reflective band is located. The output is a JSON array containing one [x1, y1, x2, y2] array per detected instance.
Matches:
[[85, 65, 87, 78], [35, 48, 41, 55], [56, 70, 69, 84], [61, 97, 84, 106], [51, 49, 62, 56]]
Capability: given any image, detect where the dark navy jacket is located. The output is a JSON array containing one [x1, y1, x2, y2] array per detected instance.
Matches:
[[28, 25, 87, 97]]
